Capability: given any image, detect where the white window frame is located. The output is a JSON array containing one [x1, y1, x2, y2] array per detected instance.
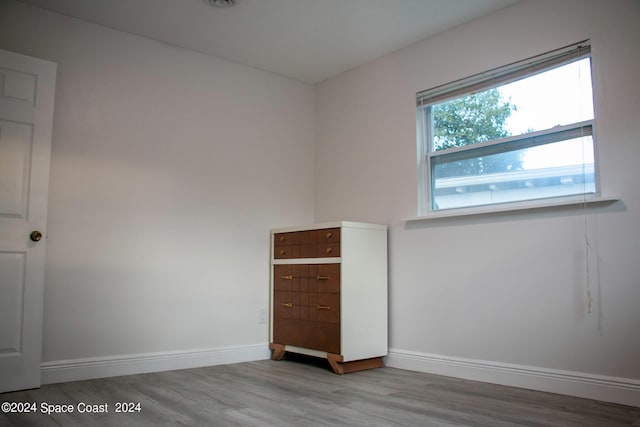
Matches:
[[416, 40, 600, 217]]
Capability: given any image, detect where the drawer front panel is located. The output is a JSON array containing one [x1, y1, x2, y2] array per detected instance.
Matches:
[[307, 293, 340, 323], [274, 228, 340, 259], [273, 319, 340, 354], [274, 264, 339, 293], [275, 243, 340, 259], [273, 264, 306, 291], [273, 262, 341, 353], [274, 291, 340, 324], [308, 264, 340, 293], [274, 232, 301, 246]]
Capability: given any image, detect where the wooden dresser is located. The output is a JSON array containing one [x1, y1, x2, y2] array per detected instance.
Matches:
[[269, 221, 388, 374]]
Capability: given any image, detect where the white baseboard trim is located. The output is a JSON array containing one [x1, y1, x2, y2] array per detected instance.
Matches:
[[41, 343, 271, 385], [385, 349, 640, 408]]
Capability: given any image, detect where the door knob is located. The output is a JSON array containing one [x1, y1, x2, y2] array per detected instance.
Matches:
[[30, 230, 43, 242]]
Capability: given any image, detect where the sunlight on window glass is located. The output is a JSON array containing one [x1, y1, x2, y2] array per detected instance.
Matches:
[[523, 136, 594, 169], [432, 137, 596, 210], [501, 58, 593, 136]]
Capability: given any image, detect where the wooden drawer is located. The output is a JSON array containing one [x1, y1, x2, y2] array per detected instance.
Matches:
[[274, 243, 339, 259], [273, 264, 340, 293], [308, 264, 340, 293], [273, 319, 340, 354], [274, 228, 340, 259], [273, 261, 341, 354], [274, 228, 340, 245], [274, 291, 340, 324], [273, 263, 340, 324], [307, 293, 340, 323]]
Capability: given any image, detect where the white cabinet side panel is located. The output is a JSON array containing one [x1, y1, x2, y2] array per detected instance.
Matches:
[[341, 225, 388, 361]]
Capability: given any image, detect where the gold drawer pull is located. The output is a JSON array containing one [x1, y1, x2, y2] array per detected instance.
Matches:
[[280, 275, 294, 280], [316, 305, 331, 310], [326, 232, 332, 239], [281, 303, 293, 308], [279, 249, 286, 256], [316, 276, 330, 281], [325, 247, 332, 254], [279, 236, 286, 242]]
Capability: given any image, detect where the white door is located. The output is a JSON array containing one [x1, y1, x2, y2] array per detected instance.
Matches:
[[0, 49, 56, 392]]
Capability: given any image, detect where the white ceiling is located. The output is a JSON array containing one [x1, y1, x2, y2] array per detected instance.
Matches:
[[18, 0, 519, 83]]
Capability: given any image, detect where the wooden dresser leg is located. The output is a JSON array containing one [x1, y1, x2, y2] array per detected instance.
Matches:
[[327, 354, 384, 375], [327, 353, 345, 374], [269, 343, 285, 360]]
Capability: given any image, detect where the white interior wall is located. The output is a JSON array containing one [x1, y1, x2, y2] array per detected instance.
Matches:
[[1, 0, 639, 406], [315, 0, 640, 405], [0, 0, 315, 367]]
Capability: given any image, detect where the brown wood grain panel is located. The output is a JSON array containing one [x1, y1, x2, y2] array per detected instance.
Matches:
[[274, 231, 301, 246], [273, 265, 292, 291], [327, 354, 384, 375], [308, 264, 340, 293], [274, 228, 341, 259], [303, 242, 340, 258], [273, 291, 293, 320], [311, 228, 340, 244], [273, 318, 340, 354], [307, 293, 340, 323]]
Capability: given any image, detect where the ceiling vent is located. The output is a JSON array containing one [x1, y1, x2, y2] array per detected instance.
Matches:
[[209, 0, 238, 7]]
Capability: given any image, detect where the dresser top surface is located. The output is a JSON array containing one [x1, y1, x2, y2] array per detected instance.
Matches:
[[271, 221, 387, 234]]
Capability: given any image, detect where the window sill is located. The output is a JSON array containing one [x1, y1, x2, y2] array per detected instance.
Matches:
[[406, 194, 619, 222]]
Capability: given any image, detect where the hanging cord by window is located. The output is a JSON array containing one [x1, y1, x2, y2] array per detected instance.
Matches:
[[583, 214, 593, 314], [578, 56, 593, 315]]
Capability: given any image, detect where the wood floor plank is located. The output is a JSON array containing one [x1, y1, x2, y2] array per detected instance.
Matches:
[[1, 358, 638, 427]]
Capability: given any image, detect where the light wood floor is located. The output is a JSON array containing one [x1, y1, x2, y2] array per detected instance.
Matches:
[[1, 355, 639, 426]]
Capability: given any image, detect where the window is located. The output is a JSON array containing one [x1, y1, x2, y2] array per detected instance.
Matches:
[[417, 41, 596, 214]]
